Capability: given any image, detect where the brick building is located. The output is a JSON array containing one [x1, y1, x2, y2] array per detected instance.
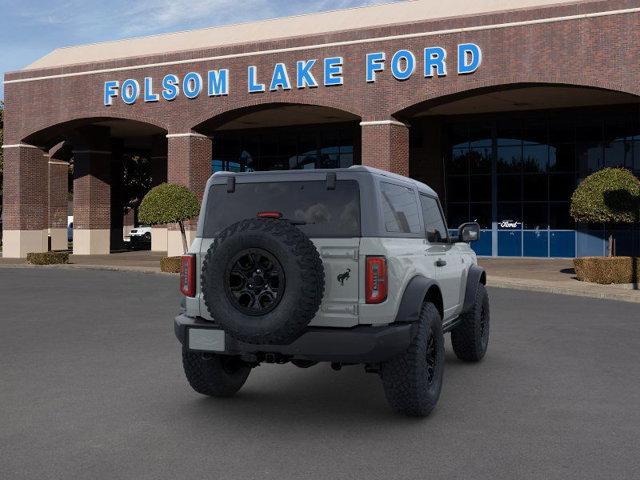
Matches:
[[2, 0, 640, 258]]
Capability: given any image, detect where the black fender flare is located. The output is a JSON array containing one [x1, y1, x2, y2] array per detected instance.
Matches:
[[462, 265, 487, 313], [394, 275, 443, 324]]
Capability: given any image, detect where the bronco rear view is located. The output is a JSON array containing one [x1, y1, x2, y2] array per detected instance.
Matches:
[[175, 166, 490, 417]]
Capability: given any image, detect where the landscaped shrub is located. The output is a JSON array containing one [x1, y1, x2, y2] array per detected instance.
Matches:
[[574, 256, 640, 284], [160, 256, 182, 273], [570, 168, 640, 256], [139, 183, 200, 254], [27, 251, 70, 265]]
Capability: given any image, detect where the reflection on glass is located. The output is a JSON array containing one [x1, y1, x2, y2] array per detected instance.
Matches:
[[450, 148, 469, 174], [497, 145, 522, 173], [604, 141, 631, 168], [577, 143, 603, 174], [523, 145, 548, 173], [212, 125, 356, 173], [470, 147, 491, 173]]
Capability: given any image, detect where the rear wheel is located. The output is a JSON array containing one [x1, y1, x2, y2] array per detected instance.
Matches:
[[380, 302, 444, 417], [182, 348, 251, 397], [451, 283, 490, 362]]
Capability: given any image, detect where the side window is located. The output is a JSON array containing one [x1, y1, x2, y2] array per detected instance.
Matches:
[[420, 195, 448, 243], [380, 182, 421, 234]]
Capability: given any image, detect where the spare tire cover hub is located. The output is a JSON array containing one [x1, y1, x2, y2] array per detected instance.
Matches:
[[225, 248, 285, 316]]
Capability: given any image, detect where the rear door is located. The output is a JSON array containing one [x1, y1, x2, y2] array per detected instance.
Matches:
[[198, 178, 362, 327], [420, 194, 465, 319]]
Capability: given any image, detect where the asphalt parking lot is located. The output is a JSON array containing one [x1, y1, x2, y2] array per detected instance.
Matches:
[[1, 268, 639, 480]]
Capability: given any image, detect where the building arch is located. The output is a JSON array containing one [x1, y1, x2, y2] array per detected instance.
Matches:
[[392, 82, 640, 121], [21, 116, 167, 150], [190, 100, 362, 134]]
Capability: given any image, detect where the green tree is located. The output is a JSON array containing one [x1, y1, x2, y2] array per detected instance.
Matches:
[[570, 168, 640, 256], [138, 183, 200, 253], [120, 153, 152, 222]]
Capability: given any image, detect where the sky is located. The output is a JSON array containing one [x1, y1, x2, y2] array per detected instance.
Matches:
[[0, 0, 399, 100]]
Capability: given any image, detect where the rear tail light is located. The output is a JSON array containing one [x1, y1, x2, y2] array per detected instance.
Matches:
[[365, 256, 388, 304], [180, 255, 196, 297], [257, 211, 283, 219]]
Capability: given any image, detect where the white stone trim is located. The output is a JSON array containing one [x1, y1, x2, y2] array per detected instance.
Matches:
[[4, 7, 639, 84], [360, 120, 408, 127], [1, 230, 48, 258], [1, 143, 41, 150], [73, 229, 111, 255], [71, 149, 111, 155], [48, 160, 70, 165], [166, 133, 212, 139]]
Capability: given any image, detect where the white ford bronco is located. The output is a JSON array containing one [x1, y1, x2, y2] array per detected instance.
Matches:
[[175, 166, 490, 417]]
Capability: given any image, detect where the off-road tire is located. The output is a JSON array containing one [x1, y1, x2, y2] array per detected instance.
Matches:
[[201, 218, 324, 345], [380, 302, 445, 417], [182, 348, 251, 397], [451, 283, 490, 362]]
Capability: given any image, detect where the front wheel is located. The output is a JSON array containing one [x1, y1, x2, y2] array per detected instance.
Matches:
[[451, 283, 490, 362], [380, 302, 445, 417], [182, 348, 251, 397]]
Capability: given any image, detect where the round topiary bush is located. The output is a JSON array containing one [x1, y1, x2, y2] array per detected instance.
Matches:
[[570, 168, 640, 257], [139, 183, 200, 253], [570, 168, 640, 224]]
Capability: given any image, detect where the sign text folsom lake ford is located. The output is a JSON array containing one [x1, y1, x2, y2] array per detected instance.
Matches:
[[103, 43, 482, 106]]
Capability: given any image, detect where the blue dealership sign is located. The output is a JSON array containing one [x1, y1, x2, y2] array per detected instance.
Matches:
[[103, 43, 482, 106]]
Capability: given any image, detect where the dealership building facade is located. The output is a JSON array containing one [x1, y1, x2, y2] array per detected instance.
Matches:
[[3, 0, 640, 258]]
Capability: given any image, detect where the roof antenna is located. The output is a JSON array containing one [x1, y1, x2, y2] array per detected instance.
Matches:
[[227, 176, 236, 193], [326, 172, 336, 190]]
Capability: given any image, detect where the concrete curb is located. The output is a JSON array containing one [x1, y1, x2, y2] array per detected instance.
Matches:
[[0, 263, 178, 276], [488, 276, 640, 304]]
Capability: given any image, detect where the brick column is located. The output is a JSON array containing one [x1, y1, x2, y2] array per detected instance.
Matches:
[[360, 120, 410, 176], [1, 144, 49, 258], [150, 134, 168, 253], [71, 126, 112, 255], [48, 159, 69, 251], [72, 148, 112, 254], [166, 132, 212, 256]]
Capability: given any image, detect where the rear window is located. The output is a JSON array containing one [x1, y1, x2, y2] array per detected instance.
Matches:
[[203, 180, 361, 238], [380, 182, 421, 234]]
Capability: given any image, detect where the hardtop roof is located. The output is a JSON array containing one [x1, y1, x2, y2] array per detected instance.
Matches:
[[210, 166, 439, 197]]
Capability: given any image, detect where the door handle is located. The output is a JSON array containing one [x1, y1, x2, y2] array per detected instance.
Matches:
[[436, 259, 447, 267]]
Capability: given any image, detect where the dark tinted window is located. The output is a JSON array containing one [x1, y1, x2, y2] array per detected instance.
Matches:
[[380, 182, 421, 234], [203, 180, 360, 238], [420, 195, 448, 243]]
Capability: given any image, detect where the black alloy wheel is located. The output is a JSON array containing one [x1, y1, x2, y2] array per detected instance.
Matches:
[[225, 248, 285, 316]]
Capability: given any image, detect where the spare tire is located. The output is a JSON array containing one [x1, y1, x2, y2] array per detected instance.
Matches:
[[201, 218, 324, 345]]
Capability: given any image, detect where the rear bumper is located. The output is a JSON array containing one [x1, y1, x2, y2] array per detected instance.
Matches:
[[174, 314, 414, 364]]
